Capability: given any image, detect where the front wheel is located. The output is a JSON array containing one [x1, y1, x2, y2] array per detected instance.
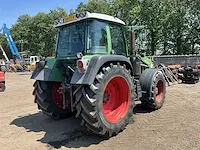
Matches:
[[75, 63, 135, 137], [0, 83, 5, 92], [140, 69, 166, 109]]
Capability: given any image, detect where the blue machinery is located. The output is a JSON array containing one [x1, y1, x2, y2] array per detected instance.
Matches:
[[0, 23, 22, 60]]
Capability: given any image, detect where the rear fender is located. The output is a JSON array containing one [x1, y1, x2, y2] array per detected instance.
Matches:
[[70, 55, 133, 85], [31, 58, 64, 82]]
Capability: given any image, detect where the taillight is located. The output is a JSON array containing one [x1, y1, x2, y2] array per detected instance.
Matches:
[[77, 60, 85, 73]]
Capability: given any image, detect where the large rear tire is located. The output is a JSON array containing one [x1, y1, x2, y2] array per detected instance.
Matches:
[[33, 81, 73, 119], [140, 69, 166, 109], [75, 63, 135, 137]]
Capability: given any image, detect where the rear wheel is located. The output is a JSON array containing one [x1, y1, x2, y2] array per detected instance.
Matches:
[[150, 76, 165, 109], [140, 69, 166, 109], [75, 63, 135, 137], [0, 83, 5, 92], [33, 81, 73, 119]]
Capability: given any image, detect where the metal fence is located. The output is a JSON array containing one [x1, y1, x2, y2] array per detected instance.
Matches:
[[151, 55, 200, 67]]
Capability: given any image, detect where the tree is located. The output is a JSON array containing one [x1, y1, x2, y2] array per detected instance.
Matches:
[[85, 0, 111, 14], [2, 0, 200, 59], [10, 7, 67, 57], [76, 2, 87, 13]]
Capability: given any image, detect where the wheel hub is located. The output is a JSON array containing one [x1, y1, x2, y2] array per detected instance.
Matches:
[[155, 80, 164, 103], [102, 76, 130, 123], [155, 87, 158, 95]]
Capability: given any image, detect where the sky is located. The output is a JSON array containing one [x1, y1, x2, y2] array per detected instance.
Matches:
[[0, 0, 88, 28]]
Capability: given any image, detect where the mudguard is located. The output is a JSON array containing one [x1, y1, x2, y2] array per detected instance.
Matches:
[[70, 55, 133, 85], [31, 58, 64, 82]]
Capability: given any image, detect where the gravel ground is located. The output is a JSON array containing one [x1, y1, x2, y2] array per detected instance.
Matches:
[[0, 72, 200, 150]]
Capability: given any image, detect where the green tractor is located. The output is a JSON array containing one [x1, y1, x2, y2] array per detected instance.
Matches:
[[31, 12, 166, 137]]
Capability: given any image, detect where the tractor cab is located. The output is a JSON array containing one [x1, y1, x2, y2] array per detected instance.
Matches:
[[54, 12, 127, 57], [54, 12, 153, 72]]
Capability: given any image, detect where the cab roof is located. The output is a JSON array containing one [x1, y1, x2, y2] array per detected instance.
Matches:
[[54, 12, 125, 28]]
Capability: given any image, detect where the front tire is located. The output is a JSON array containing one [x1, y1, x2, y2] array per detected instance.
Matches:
[[33, 81, 73, 119], [75, 63, 135, 137], [0, 83, 5, 92], [140, 69, 166, 109]]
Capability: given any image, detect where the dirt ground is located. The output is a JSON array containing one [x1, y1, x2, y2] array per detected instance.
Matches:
[[0, 72, 200, 150]]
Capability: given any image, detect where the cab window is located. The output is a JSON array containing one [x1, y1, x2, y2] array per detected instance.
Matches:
[[87, 20, 108, 54], [110, 24, 126, 56]]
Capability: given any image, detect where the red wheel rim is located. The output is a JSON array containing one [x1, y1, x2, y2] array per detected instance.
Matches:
[[156, 80, 164, 103], [103, 76, 130, 123], [52, 83, 63, 108]]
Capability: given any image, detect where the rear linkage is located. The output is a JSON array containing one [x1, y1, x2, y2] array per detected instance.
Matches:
[[56, 61, 82, 111]]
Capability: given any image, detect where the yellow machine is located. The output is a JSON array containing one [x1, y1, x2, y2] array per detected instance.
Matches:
[[24, 56, 40, 71]]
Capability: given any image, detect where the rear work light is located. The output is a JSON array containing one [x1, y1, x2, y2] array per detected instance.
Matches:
[[77, 59, 89, 73], [77, 60, 85, 73]]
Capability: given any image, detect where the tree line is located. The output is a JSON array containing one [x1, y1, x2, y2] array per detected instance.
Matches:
[[0, 0, 200, 59]]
